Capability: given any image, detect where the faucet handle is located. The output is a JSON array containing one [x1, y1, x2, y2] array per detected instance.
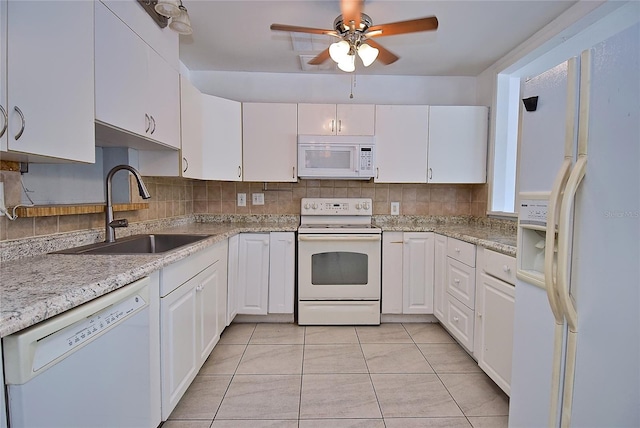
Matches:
[[109, 219, 129, 228]]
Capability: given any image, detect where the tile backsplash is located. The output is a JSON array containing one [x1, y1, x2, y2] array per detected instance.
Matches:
[[0, 174, 487, 241]]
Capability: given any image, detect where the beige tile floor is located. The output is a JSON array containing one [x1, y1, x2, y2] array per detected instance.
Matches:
[[164, 323, 509, 428]]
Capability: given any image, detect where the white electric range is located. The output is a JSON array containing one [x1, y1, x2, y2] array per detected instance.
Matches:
[[297, 198, 382, 325]]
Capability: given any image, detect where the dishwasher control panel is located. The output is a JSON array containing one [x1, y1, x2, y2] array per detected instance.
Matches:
[[32, 293, 147, 372]]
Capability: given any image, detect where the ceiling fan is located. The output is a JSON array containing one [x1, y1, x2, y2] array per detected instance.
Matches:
[[270, 0, 438, 72]]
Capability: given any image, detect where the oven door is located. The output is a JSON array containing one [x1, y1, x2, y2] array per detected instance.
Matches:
[[298, 233, 381, 300]]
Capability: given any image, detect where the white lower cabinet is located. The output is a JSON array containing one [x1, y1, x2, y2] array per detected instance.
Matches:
[[229, 232, 296, 316], [433, 234, 448, 321], [474, 248, 516, 395], [237, 233, 270, 315], [160, 240, 227, 419], [381, 232, 434, 314], [442, 237, 477, 353]]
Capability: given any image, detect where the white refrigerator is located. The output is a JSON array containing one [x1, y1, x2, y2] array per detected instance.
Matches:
[[509, 19, 639, 428]]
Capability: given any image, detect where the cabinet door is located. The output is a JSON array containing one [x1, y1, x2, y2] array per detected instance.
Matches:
[[196, 264, 220, 365], [7, 0, 94, 162], [179, 76, 203, 179], [226, 234, 240, 325], [268, 232, 295, 314], [427, 106, 488, 183], [146, 50, 180, 148], [95, 1, 148, 139], [237, 233, 270, 315], [161, 281, 197, 418], [243, 103, 298, 182], [402, 232, 435, 313], [382, 232, 404, 314], [202, 94, 242, 181], [298, 103, 336, 135], [337, 104, 375, 136], [434, 234, 448, 322], [475, 272, 515, 395], [375, 105, 428, 182]]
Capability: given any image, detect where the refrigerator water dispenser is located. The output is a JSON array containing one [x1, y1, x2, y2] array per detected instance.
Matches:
[[516, 193, 555, 288]]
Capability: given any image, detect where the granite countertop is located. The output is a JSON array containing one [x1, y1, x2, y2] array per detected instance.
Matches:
[[0, 217, 298, 337], [0, 214, 516, 338]]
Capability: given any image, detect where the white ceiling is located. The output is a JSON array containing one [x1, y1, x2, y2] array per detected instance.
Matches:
[[178, 0, 578, 77]]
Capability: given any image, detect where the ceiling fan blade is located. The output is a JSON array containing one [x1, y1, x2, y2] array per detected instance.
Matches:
[[340, 0, 363, 30], [367, 16, 438, 37], [308, 48, 331, 65], [270, 23, 337, 36], [365, 39, 399, 65]]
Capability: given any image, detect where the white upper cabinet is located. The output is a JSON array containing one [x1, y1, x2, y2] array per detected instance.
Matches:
[[179, 76, 203, 179], [298, 104, 374, 136], [243, 103, 298, 182], [375, 105, 429, 183], [427, 106, 488, 183], [95, 1, 179, 149], [201, 94, 242, 181], [1, 0, 94, 163]]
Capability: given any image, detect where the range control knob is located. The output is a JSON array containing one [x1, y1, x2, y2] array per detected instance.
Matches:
[[303, 203, 310, 210], [363, 202, 371, 210], [355, 203, 362, 210], [311, 203, 318, 209]]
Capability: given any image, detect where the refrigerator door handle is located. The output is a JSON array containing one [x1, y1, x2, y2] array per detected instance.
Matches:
[[545, 157, 573, 428]]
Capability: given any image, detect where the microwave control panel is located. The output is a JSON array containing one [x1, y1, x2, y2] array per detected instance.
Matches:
[[359, 147, 374, 172]]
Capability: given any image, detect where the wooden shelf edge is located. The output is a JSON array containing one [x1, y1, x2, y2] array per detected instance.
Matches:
[[14, 203, 149, 218]]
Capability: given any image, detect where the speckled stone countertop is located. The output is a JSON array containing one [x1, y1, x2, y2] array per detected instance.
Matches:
[[0, 215, 298, 337], [0, 214, 516, 338], [373, 215, 517, 257]]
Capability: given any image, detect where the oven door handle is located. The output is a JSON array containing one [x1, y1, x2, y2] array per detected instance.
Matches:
[[298, 235, 381, 242]]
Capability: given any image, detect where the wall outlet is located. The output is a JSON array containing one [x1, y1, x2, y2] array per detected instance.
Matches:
[[0, 182, 5, 216], [391, 201, 400, 215], [237, 193, 246, 207], [252, 193, 265, 205]]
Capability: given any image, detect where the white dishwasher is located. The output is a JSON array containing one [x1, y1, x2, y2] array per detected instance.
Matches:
[[3, 276, 156, 428]]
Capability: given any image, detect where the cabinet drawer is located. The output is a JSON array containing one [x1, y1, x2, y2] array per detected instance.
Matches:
[[447, 258, 476, 309], [483, 249, 516, 285], [446, 294, 474, 352], [447, 237, 476, 267], [161, 242, 223, 297]]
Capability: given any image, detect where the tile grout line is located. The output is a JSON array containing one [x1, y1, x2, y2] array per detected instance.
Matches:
[[355, 326, 387, 425], [211, 323, 257, 423]]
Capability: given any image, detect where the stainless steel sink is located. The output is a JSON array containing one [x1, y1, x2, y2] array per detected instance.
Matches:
[[53, 234, 211, 255]]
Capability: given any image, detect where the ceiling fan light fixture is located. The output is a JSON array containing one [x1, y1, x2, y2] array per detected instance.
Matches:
[[329, 40, 350, 63], [337, 54, 356, 72], [169, 5, 192, 35], [357, 43, 379, 67], [154, 0, 181, 18]]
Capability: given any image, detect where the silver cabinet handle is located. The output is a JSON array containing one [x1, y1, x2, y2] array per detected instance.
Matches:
[[338, 119, 342, 133], [183, 157, 189, 173], [150, 115, 156, 134], [376, 167, 379, 179], [145, 113, 150, 133], [330, 119, 335, 133], [238, 166, 242, 178], [0, 105, 7, 139], [14, 106, 25, 140], [428, 168, 433, 180], [292, 166, 295, 179]]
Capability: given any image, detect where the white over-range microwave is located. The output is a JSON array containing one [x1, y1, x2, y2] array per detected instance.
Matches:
[[297, 135, 376, 180]]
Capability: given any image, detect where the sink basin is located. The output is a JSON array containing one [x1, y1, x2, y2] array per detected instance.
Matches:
[[53, 234, 212, 255]]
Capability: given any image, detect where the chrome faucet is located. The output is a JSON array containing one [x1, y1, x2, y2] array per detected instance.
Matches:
[[105, 165, 151, 243]]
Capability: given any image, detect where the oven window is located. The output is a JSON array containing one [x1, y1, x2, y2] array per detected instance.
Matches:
[[311, 252, 368, 285]]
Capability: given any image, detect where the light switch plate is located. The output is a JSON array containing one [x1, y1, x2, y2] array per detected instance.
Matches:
[[252, 193, 265, 205], [237, 193, 246, 207], [391, 201, 400, 215]]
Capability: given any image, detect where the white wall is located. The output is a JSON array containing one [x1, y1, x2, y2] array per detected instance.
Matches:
[[190, 71, 479, 105]]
